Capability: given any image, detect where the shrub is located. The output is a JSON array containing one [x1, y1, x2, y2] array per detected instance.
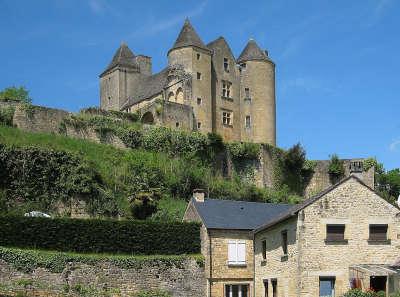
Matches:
[[341, 289, 387, 297], [0, 86, 31, 103], [0, 216, 200, 255], [328, 154, 345, 183], [0, 106, 15, 126]]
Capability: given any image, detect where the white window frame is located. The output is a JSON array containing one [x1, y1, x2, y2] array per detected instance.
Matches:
[[222, 111, 233, 126], [222, 81, 232, 98], [228, 240, 246, 265]]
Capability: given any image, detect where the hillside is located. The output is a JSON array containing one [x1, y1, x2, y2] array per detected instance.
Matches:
[[0, 125, 300, 220]]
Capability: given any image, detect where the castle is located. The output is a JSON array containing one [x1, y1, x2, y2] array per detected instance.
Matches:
[[100, 19, 276, 144]]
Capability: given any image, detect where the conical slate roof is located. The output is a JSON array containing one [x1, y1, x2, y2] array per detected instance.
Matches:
[[169, 19, 210, 54], [100, 43, 139, 76], [237, 39, 271, 63]]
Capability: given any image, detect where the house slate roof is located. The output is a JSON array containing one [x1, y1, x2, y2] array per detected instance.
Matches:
[[254, 175, 399, 234], [237, 39, 273, 64], [169, 19, 211, 54], [207, 36, 236, 61], [101, 43, 139, 77], [120, 67, 169, 110], [191, 198, 292, 230]]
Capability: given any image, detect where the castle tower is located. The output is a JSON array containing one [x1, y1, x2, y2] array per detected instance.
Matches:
[[167, 19, 213, 133], [99, 43, 144, 111], [238, 39, 276, 145]]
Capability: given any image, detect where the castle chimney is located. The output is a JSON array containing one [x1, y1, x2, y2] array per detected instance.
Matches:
[[193, 189, 205, 202]]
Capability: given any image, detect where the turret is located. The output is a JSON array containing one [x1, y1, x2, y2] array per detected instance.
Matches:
[[167, 19, 213, 133], [99, 43, 142, 111], [238, 39, 276, 145]]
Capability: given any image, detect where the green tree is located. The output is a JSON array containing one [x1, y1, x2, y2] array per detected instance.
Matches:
[[0, 86, 32, 103], [328, 154, 345, 183]]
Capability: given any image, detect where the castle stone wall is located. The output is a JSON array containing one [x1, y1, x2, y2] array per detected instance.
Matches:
[[13, 104, 70, 134], [0, 258, 205, 297]]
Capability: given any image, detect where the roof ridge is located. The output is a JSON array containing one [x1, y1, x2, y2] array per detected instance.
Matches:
[[201, 197, 290, 206]]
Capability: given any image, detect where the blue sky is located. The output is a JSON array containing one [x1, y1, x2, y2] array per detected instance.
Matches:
[[0, 0, 399, 169]]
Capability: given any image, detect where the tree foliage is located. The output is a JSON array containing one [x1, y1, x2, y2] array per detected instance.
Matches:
[[328, 154, 345, 183], [0, 86, 31, 103]]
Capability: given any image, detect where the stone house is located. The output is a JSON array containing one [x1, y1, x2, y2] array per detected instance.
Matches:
[[99, 19, 276, 144], [184, 176, 400, 297], [183, 191, 291, 297], [254, 175, 400, 297]]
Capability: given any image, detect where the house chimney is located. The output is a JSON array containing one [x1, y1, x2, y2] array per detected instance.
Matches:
[[193, 189, 205, 202]]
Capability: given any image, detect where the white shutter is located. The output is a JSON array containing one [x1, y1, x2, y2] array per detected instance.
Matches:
[[237, 242, 246, 264], [228, 241, 237, 264]]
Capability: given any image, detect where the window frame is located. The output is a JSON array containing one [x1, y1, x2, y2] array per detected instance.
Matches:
[[222, 110, 233, 126], [281, 230, 288, 258], [319, 276, 335, 297], [224, 57, 230, 72], [222, 80, 233, 99], [197, 72, 202, 80], [369, 224, 389, 243], [196, 53, 201, 60], [245, 115, 251, 129], [325, 224, 347, 244], [262, 240, 267, 260], [228, 240, 246, 266], [224, 284, 249, 297], [197, 97, 202, 105], [244, 88, 251, 101]]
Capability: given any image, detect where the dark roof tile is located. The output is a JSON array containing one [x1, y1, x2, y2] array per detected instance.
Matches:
[[192, 198, 292, 230], [100, 43, 139, 77], [237, 39, 272, 64], [169, 19, 210, 54]]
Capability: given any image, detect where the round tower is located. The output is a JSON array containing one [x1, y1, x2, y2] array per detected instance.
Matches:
[[238, 39, 276, 145], [167, 19, 213, 134]]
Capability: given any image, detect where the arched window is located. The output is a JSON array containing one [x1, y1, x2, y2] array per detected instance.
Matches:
[[168, 91, 175, 102], [141, 112, 154, 125], [176, 88, 184, 104]]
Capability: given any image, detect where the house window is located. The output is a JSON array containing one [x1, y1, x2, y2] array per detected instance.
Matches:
[[369, 224, 388, 241], [262, 240, 267, 260], [228, 240, 246, 265], [264, 280, 268, 297], [197, 97, 202, 105], [244, 88, 251, 100], [281, 230, 288, 255], [319, 277, 335, 297], [222, 111, 233, 126], [271, 279, 277, 297], [326, 224, 345, 242], [245, 115, 251, 129], [197, 122, 201, 129], [225, 284, 249, 297], [224, 57, 229, 72], [197, 53, 201, 60], [197, 72, 202, 80], [222, 81, 232, 98]]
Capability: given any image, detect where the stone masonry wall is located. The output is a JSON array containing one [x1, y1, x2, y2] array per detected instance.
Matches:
[[254, 177, 400, 297], [0, 258, 205, 297], [13, 104, 70, 134]]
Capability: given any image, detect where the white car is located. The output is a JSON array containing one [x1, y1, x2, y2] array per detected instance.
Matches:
[[24, 211, 51, 218]]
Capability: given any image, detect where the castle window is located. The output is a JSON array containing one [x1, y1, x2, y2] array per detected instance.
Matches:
[[222, 111, 233, 126], [108, 96, 111, 103], [197, 53, 201, 60], [262, 240, 267, 260], [245, 115, 251, 128], [197, 97, 202, 105], [244, 88, 251, 100], [222, 81, 232, 98], [197, 122, 201, 129], [281, 230, 288, 256], [223, 57, 229, 72], [176, 88, 184, 104], [175, 122, 180, 128], [197, 72, 202, 80], [168, 91, 175, 102]]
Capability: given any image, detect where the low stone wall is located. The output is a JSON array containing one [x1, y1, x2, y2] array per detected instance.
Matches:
[[0, 100, 20, 109], [0, 257, 205, 297], [13, 104, 71, 134]]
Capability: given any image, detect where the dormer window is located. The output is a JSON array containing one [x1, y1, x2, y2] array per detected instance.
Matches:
[[224, 57, 229, 72]]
